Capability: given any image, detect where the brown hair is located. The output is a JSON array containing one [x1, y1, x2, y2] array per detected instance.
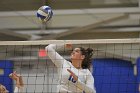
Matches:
[[79, 47, 93, 69], [0, 84, 8, 93]]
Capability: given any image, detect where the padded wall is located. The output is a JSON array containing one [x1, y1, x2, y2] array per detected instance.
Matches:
[[0, 60, 13, 93], [92, 58, 138, 93]]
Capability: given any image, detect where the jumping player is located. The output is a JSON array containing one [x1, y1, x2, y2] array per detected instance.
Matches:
[[46, 44, 96, 93]]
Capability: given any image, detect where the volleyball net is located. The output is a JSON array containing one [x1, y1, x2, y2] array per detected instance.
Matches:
[[0, 39, 140, 93]]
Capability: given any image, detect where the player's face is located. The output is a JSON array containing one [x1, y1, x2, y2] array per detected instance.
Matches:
[[70, 48, 84, 60]]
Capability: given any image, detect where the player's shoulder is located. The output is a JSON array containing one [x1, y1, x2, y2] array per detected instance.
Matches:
[[83, 69, 92, 75], [80, 69, 90, 73]]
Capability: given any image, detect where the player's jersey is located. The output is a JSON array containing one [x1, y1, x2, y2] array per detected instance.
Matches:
[[46, 44, 96, 93], [14, 87, 22, 93]]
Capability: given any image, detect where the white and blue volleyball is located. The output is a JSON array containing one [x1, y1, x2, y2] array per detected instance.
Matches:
[[37, 6, 53, 22]]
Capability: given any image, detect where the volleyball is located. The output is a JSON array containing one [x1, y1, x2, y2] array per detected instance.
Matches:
[[37, 6, 53, 22]]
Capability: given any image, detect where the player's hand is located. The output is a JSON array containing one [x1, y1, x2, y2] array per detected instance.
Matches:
[[67, 69, 78, 81], [9, 71, 19, 81], [9, 71, 24, 88], [65, 44, 72, 49]]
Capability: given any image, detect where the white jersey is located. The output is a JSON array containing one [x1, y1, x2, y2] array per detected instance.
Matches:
[[46, 44, 96, 93], [14, 87, 22, 93]]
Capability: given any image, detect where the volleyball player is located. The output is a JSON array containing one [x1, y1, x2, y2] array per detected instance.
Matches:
[[0, 71, 23, 93], [46, 44, 96, 93]]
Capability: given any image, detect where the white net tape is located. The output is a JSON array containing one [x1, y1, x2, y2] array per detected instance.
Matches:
[[0, 38, 140, 45]]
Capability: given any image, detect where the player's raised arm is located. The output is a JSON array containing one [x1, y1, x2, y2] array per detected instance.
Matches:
[[9, 71, 24, 93], [45, 44, 71, 68]]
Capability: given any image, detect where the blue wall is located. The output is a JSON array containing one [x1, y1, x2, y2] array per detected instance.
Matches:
[[136, 57, 140, 92], [92, 58, 138, 93], [0, 60, 13, 93], [137, 58, 140, 82]]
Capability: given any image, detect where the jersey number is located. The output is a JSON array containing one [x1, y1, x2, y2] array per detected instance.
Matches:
[[68, 75, 76, 83]]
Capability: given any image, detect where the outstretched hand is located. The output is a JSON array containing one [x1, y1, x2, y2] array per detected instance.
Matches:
[[65, 44, 73, 49], [67, 69, 78, 81], [9, 71, 24, 88], [9, 71, 19, 80]]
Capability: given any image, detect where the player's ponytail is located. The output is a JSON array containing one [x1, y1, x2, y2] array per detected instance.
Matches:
[[79, 47, 93, 69]]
